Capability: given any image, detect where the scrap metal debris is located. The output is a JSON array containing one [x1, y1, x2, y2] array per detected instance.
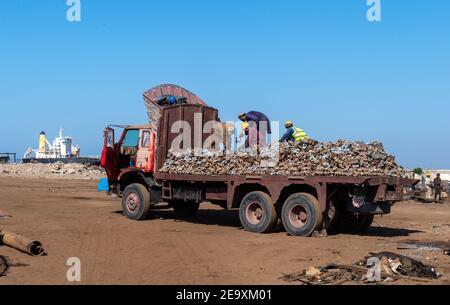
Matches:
[[358, 252, 440, 279], [280, 252, 440, 285], [160, 140, 404, 177], [0, 209, 11, 220], [0, 255, 29, 277], [0, 255, 8, 276], [0, 230, 47, 256], [397, 244, 443, 252], [397, 240, 450, 254]]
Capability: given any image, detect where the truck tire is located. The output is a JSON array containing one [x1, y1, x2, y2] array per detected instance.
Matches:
[[281, 193, 323, 237], [239, 191, 277, 234], [122, 183, 151, 220], [171, 200, 200, 217]]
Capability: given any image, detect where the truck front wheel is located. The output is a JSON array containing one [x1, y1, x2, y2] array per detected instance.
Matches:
[[122, 183, 151, 220], [239, 191, 277, 234], [281, 193, 323, 237]]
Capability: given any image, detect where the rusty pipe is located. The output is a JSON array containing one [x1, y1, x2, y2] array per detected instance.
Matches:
[[0, 230, 46, 256]]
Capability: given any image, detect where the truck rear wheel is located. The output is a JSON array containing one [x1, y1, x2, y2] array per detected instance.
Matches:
[[281, 193, 323, 237], [171, 200, 200, 217], [122, 183, 151, 220], [239, 191, 277, 234]]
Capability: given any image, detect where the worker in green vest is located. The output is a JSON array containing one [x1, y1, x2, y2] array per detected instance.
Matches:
[[280, 121, 308, 143]]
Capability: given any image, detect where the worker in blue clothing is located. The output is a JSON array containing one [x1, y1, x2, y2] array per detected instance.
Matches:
[[280, 121, 308, 143], [238, 111, 272, 135]]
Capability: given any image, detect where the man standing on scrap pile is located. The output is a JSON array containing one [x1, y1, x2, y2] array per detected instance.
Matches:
[[280, 121, 309, 143]]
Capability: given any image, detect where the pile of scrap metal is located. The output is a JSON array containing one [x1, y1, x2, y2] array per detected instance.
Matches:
[[281, 252, 440, 285], [160, 140, 404, 177]]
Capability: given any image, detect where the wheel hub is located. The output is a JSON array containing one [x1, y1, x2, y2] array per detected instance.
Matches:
[[246, 202, 264, 225], [289, 204, 308, 229], [126, 193, 139, 212]]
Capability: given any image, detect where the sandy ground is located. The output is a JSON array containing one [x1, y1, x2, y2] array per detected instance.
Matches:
[[0, 176, 449, 285]]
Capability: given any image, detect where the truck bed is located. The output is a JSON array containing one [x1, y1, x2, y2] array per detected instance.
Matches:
[[154, 171, 417, 209], [155, 172, 415, 186]]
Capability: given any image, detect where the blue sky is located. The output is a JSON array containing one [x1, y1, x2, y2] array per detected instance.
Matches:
[[0, 0, 449, 168]]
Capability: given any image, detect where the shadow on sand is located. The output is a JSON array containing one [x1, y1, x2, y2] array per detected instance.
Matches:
[[359, 226, 424, 237], [112, 209, 424, 237], [112, 208, 243, 229]]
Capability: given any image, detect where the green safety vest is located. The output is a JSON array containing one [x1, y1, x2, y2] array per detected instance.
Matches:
[[292, 127, 308, 142]]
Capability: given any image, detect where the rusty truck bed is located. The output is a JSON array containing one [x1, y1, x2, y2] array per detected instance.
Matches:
[[155, 172, 414, 185], [154, 172, 418, 210]]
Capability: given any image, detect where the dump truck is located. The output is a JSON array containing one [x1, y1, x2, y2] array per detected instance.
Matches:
[[100, 85, 418, 237]]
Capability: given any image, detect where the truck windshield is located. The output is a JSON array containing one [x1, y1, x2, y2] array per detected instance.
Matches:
[[122, 130, 139, 147]]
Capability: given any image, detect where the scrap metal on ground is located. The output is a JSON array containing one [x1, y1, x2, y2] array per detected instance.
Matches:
[[0, 255, 28, 277], [0, 256, 8, 276], [0, 230, 46, 256], [0, 209, 11, 219], [281, 252, 440, 285]]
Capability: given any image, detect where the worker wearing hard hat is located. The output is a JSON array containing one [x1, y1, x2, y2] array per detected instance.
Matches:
[[280, 121, 309, 143]]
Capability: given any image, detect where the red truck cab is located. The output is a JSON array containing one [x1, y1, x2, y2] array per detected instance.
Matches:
[[101, 125, 156, 189]]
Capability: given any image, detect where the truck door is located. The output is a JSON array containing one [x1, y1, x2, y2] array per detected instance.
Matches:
[[101, 127, 116, 176], [136, 129, 155, 172]]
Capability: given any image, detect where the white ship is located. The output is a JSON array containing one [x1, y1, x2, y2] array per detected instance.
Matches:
[[23, 129, 99, 165]]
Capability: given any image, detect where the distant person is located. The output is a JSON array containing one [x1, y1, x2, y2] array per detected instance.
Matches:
[[434, 173, 443, 202], [280, 121, 308, 143], [421, 173, 426, 189], [424, 172, 433, 200]]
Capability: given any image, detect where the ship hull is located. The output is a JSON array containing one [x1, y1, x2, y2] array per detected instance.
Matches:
[[22, 157, 100, 166]]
